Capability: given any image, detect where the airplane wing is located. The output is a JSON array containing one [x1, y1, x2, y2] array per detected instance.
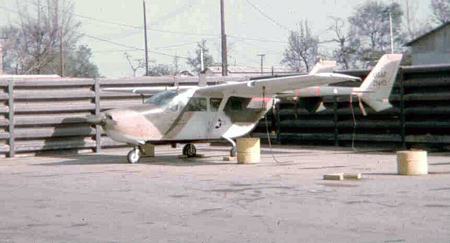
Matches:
[[195, 73, 360, 97], [103, 86, 197, 94]]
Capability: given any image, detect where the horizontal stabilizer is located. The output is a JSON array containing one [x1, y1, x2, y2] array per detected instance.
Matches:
[[309, 60, 337, 75]]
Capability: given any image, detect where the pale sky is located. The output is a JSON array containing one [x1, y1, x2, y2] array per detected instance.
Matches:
[[0, 0, 433, 77]]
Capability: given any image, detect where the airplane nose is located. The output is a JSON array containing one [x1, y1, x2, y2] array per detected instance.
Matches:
[[101, 108, 163, 142], [86, 114, 106, 126], [86, 112, 118, 126], [103, 112, 118, 125]]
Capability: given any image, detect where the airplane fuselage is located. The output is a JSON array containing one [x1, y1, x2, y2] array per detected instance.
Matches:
[[102, 88, 273, 145]]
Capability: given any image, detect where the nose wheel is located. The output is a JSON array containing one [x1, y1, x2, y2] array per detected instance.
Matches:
[[127, 147, 141, 164], [222, 136, 237, 157], [182, 144, 197, 158]]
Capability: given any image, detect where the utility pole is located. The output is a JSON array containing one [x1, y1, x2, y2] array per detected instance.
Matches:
[[0, 42, 3, 75], [258, 54, 265, 75], [56, 0, 65, 77], [389, 0, 394, 54], [60, 29, 65, 77], [389, 11, 394, 54], [143, 0, 149, 76], [200, 48, 204, 72], [220, 0, 228, 76]]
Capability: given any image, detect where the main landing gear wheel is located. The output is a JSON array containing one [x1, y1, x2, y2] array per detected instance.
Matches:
[[127, 148, 141, 164], [230, 146, 237, 157], [182, 144, 197, 158]]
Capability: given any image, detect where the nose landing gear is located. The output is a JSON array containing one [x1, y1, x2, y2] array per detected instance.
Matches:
[[127, 147, 142, 164], [182, 143, 197, 158]]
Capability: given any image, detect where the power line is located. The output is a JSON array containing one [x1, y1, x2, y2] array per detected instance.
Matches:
[[228, 34, 288, 44], [0, 4, 190, 60], [148, 0, 198, 27], [84, 34, 189, 59], [245, 0, 290, 32], [18, 0, 219, 38], [73, 13, 142, 30], [6, 1, 286, 45], [154, 38, 219, 50], [0, 5, 19, 15], [91, 49, 141, 53], [74, 11, 218, 37]]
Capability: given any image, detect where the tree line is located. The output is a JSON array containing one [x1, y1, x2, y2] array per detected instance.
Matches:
[[1, 0, 449, 77], [282, 0, 450, 72], [1, 0, 100, 78]]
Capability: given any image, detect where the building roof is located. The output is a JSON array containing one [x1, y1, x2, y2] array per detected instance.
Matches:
[[405, 22, 450, 46]]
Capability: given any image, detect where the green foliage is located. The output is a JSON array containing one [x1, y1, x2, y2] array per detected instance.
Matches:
[[186, 39, 214, 73], [328, 16, 359, 70], [147, 63, 174, 76], [348, 1, 404, 67], [1, 0, 100, 77], [65, 45, 101, 78], [282, 21, 319, 72], [431, 0, 450, 24]]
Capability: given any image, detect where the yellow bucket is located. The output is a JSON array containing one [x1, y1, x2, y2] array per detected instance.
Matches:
[[396, 150, 428, 175], [237, 138, 260, 164]]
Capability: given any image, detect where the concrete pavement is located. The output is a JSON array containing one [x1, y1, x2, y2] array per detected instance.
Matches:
[[1, 145, 450, 243]]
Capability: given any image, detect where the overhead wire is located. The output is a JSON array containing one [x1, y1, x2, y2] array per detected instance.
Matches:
[[84, 34, 189, 59], [0, 3, 193, 60], [9, 0, 287, 47], [1, 1, 292, 69], [147, 0, 199, 27], [245, 0, 290, 32], [228, 34, 288, 44]]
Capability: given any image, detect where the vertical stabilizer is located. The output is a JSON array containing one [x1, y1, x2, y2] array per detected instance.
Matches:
[[359, 54, 402, 112]]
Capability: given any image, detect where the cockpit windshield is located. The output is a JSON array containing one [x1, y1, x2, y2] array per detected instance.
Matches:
[[144, 91, 178, 107]]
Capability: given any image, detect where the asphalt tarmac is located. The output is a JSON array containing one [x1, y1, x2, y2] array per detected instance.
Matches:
[[1, 145, 450, 243]]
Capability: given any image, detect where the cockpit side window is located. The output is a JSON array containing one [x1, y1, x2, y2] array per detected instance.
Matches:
[[185, 97, 207, 111], [144, 91, 178, 107], [223, 96, 266, 123], [224, 96, 249, 111], [210, 98, 222, 111]]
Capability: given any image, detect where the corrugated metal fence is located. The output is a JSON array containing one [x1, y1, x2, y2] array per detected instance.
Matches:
[[1, 64, 449, 158], [0, 75, 249, 157], [254, 65, 450, 151]]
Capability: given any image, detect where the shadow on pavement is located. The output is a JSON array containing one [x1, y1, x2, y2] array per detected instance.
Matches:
[[32, 153, 235, 167]]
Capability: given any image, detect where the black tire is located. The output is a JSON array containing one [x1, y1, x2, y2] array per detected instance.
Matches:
[[183, 144, 196, 158], [230, 146, 237, 157], [127, 149, 141, 164]]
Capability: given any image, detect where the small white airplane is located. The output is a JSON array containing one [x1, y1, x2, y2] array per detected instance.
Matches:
[[87, 54, 402, 163]]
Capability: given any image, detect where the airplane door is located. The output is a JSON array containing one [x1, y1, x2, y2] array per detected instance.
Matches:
[[174, 97, 212, 140], [207, 97, 228, 139]]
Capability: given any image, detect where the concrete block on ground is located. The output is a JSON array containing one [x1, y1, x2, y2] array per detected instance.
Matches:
[[142, 144, 155, 157], [344, 173, 362, 180], [323, 173, 344, 181], [223, 156, 235, 161]]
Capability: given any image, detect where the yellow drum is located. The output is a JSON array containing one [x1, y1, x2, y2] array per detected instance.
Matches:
[[237, 138, 260, 164], [396, 150, 428, 175]]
